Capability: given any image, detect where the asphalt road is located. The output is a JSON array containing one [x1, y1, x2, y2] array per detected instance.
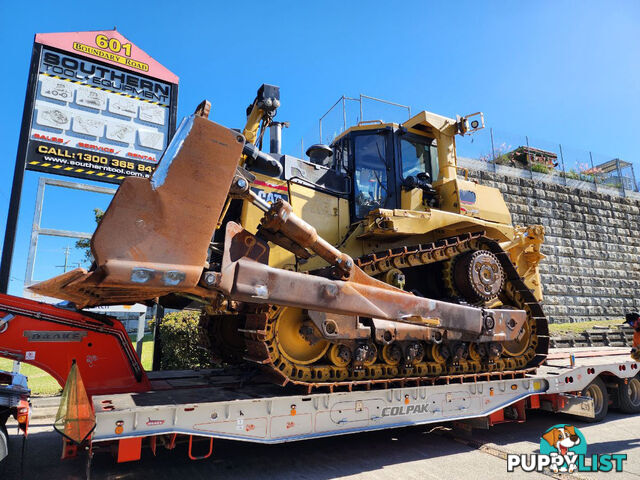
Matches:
[[2, 409, 640, 480]]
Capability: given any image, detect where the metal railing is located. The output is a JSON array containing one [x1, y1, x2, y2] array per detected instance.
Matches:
[[317, 94, 412, 145], [456, 126, 639, 195]]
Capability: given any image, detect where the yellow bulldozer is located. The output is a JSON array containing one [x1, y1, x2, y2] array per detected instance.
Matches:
[[32, 85, 549, 389]]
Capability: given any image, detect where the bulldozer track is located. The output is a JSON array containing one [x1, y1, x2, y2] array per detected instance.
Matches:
[[239, 232, 549, 392]]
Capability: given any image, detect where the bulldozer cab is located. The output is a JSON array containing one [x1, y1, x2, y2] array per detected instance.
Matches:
[[330, 125, 439, 219], [339, 129, 395, 218]]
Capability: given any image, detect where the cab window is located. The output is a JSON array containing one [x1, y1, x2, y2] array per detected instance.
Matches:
[[400, 136, 438, 181], [353, 134, 390, 218]]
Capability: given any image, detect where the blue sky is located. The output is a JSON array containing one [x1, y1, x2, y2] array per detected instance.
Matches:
[[0, 0, 638, 295]]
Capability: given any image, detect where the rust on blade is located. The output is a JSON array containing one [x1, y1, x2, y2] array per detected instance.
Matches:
[[30, 116, 245, 307]]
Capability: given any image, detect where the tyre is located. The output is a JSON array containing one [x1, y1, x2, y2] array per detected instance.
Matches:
[[581, 376, 609, 422], [617, 374, 640, 414], [0, 424, 7, 463]]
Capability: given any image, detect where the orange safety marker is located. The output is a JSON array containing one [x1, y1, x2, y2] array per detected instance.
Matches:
[[54, 360, 96, 445]]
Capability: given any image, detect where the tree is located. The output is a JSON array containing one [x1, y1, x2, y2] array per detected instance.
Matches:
[[75, 208, 104, 265]]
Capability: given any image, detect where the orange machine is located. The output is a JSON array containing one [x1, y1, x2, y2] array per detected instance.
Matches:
[[0, 293, 150, 397]]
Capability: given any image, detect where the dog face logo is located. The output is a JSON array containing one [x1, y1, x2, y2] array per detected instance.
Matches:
[[540, 424, 587, 473], [542, 425, 580, 456]]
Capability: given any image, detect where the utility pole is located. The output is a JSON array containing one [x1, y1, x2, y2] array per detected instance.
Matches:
[[56, 246, 72, 273]]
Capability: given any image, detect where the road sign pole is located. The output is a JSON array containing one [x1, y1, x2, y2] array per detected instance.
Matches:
[[0, 43, 41, 293]]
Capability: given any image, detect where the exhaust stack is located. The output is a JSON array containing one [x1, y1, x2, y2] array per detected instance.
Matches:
[[269, 121, 288, 154]]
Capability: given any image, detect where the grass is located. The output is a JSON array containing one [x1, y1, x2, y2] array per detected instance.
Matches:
[[0, 333, 154, 397], [548, 318, 625, 335], [0, 359, 64, 396], [139, 333, 154, 371]]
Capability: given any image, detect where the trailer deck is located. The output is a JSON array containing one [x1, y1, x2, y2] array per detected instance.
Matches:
[[89, 348, 637, 449]]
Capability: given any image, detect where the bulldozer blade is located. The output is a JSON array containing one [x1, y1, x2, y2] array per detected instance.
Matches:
[[30, 116, 245, 307]]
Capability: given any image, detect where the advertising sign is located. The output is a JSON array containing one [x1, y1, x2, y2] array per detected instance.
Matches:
[[0, 30, 178, 293], [23, 30, 178, 184]]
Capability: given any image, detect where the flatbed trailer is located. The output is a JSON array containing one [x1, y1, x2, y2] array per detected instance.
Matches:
[[89, 347, 639, 463], [1, 293, 639, 468]]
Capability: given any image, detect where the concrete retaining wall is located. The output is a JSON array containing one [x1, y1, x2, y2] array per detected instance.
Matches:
[[459, 158, 640, 323]]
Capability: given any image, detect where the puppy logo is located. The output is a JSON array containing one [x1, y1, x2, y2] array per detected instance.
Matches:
[[542, 425, 581, 456], [540, 424, 587, 473]]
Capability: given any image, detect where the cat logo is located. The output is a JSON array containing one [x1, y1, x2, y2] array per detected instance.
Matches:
[[251, 180, 289, 205]]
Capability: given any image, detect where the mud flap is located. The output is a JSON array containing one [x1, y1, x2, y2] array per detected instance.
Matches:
[[540, 393, 595, 419]]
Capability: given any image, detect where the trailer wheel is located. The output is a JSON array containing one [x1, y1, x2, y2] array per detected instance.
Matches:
[[0, 424, 7, 463], [617, 374, 640, 414], [581, 377, 608, 422]]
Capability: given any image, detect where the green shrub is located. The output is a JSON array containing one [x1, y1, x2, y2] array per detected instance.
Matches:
[[563, 169, 581, 180], [158, 310, 211, 370], [530, 163, 550, 174]]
